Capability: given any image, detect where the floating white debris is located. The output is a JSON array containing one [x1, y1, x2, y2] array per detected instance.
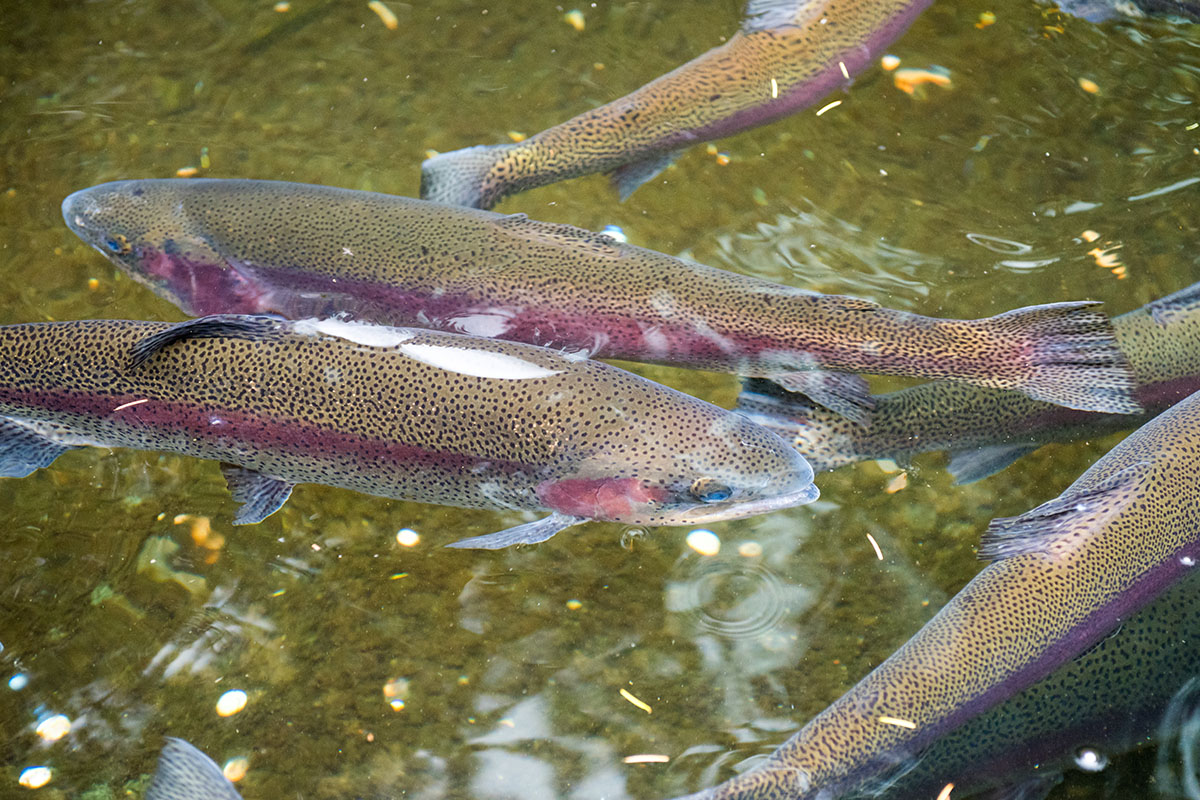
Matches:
[[223, 756, 250, 783], [601, 224, 627, 243], [216, 689, 248, 717], [18, 767, 51, 789], [9, 673, 28, 691], [395, 528, 420, 547], [35, 714, 71, 742], [1074, 747, 1108, 772], [686, 529, 720, 556]]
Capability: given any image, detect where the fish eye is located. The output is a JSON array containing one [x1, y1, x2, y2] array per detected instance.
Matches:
[[104, 235, 132, 255], [690, 477, 732, 504]]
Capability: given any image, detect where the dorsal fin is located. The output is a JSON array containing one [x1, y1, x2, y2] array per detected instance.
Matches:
[[979, 461, 1152, 562], [497, 214, 621, 253], [1149, 280, 1200, 327], [130, 315, 282, 369], [743, 0, 824, 32]]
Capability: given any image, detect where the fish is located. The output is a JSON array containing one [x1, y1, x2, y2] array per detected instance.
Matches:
[[737, 280, 1200, 483], [146, 738, 242, 800], [418, 0, 935, 209], [669, 385, 1200, 800], [62, 178, 1141, 424], [863, 568, 1200, 799], [0, 315, 819, 549]]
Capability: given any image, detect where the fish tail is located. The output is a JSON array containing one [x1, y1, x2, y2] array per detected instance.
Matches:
[[983, 301, 1140, 414], [420, 142, 523, 209]]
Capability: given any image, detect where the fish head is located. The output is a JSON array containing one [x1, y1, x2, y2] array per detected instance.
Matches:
[[62, 179, 267, 316], [537, 403, 818, 527]]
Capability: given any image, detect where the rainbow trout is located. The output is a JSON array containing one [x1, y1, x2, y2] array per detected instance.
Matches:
[[737, 281, 1200, 482], [63, 178, 1140, 424], [0, 316, 818, 549], [146, 738, 241, 799], [142, 578, 1200, 800], [419, 0, 935, 208], [867, 568, 1200, 798], [670, 387, 1200, 800]]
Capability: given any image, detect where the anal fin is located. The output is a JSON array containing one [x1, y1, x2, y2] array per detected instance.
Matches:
[[0, 418, 80, 477], [608, 150, 682, 201], [947, 444, 1039, 485], [220, 463, 294, 525], [446, 512, 584, 550], [768, 369, 875, 427]]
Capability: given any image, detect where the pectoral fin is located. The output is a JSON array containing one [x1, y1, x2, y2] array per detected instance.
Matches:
[[131, 315, 282, 369], [768, 369, 875, 427], [608, 150, 682, 201], [980, 461, 1152, 561], [220, 464, 295, 525], [446, 512, 584, 550], [0, 418, 80, 477], [947, 444, 1039, 485]]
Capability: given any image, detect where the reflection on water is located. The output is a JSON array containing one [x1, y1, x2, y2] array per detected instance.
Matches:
[[1, 0, 1199, 798]]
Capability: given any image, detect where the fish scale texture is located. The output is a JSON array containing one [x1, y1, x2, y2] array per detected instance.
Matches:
[[0, 318, 808, 526], [678, 388, 1200, 800], [65, 179, 1136, 415], [419, 0, 935, 208]]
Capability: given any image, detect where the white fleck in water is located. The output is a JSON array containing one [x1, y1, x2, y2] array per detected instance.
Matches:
[[1183, 556, 1196, 567], [8, 673, 28, 690], [35, 714, 71, 741], [1074, 747, 1108, 772], [216, 689, 248, 717], [400, 342, 561, 380], [18, 766, 52, 789], [294, 317, 414, 347], [686, 529, 721, 556]]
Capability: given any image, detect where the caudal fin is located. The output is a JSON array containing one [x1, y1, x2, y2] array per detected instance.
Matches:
[[420, 143, 520, 209], [986, 301, 1140, 414]]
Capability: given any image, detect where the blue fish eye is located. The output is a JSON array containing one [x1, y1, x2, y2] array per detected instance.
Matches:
[[691, 478, 732, 504], [104, 235, 132, 255]]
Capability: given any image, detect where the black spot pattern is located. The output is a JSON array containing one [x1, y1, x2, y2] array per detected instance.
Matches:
[[65, 179, 1134, 414], [0, 318, 809, 526], [738, 283, 1200, 477], [676, 389, 1200, 800], [418, 0, 935, 209]]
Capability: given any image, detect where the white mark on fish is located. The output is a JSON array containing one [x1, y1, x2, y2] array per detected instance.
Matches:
[[294, 318, 415, 348], [112, 398, 149, 412], [449, 313, 512, 338], [399, 342, 562, 380]]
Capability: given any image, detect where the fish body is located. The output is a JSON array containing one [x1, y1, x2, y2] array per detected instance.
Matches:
[[146, 738, 242, 800], [419, 0, 934, 208], [63, 178, 1139, 422], [737, 281, 1200, 482], [868, 568, 1200, 799], [673, 387, 1200, 800], [0, 316, 818, 548]]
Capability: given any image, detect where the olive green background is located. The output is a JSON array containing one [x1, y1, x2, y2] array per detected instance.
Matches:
[[1, 1, 1198, 797]]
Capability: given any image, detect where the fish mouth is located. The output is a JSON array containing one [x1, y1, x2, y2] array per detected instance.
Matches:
[[675, 482, 820, 524]]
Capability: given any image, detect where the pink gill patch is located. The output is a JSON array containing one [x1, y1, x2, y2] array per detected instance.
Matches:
[[537, 477, 667, 520]]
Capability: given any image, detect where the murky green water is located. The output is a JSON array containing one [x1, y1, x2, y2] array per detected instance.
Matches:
[[1, 1, 1198, 798]]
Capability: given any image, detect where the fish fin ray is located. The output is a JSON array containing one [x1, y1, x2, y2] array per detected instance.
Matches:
[[1149, 280, 1200, 327], [742, 0, 823, 30], [220, 463, 294, 525], [445, 513, 584, 549], [147, 737, 243, 800], [499, 215, 623, 252], [980, 460, 1152, 561], [947, 444, 1040, 484], [420, 142, 516, 209], [768, 370, 874, 427], [131, 315, 281, 369], [608, 151, 682, 201], [986, 301, 1141, 414], [0, 418, 80, 477]]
